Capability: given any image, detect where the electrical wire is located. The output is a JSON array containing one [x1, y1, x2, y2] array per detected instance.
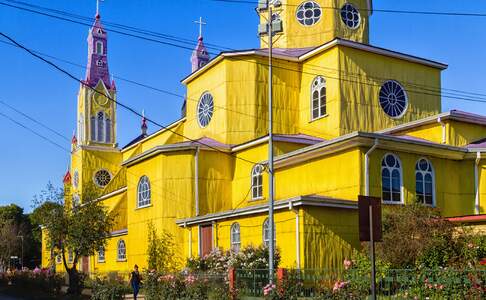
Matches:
[[0, 31, 259, 166], [208, 0, 486, 17], [3, 0, 486, 103]]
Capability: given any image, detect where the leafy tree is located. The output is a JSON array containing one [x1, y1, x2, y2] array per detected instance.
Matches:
[[0, 204, 39, 270], [0, 219, 19, 270], [374, 203, 454, 268], [33, 183, 114, 295], [147, 222, 182, 272]]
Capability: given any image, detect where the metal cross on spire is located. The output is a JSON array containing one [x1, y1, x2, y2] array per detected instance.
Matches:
[[194, 17, 207, 38], [96, 0, 104, 16]]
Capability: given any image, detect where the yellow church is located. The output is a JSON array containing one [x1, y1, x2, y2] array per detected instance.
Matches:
[[42, 0, 486, 274]]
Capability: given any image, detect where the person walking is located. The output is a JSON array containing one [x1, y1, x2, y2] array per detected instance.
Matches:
[[129, 265, 142, 300]]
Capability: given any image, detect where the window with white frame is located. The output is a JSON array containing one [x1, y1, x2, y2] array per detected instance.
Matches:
[[96, 41, 104, 55], [262, 218, 276, 247], [311, 76, 326, 120], [105, 118, 111, 143], [98, 247, 105, 263], [251, 164, 264, 200], [117, 240, 126, 261], [381, 154, 402, 203], [97, 112, 104, 142], [230, 223, 241, 252], [137, 176, 151, 208], [415, 158, 434, 206]]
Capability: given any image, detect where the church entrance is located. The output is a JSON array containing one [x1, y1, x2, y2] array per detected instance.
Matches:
[[81, 256, 89, 273], [200, 225, 213, 256]]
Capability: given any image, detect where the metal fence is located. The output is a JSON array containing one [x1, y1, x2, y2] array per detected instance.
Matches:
[[234, 268, 486, 299]]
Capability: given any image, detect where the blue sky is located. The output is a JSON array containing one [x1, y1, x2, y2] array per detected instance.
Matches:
[[0, 0, 485, 212]]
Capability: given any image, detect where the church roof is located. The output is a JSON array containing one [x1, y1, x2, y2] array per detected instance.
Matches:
[[379, 110, 486, 135], [182, 38, 447, 84]]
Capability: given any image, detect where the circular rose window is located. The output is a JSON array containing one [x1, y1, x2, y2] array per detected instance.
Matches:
[[93, 169, 111, 188], [379, 80, 408, 118], [341, 3, 361, 29], [296, 1, 322, 26], [197, 92, 214, 128]]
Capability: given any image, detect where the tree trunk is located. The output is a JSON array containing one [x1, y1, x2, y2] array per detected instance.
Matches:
[[67, 268, 82, 295]]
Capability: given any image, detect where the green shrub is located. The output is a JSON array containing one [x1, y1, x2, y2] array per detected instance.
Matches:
[[90, 276, 131, 300]]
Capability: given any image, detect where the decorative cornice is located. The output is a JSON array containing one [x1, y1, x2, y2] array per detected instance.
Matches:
[[176, 195, 357, 226]]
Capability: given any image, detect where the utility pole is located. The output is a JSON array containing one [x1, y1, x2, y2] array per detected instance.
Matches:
[[267, 0, 275, 284]]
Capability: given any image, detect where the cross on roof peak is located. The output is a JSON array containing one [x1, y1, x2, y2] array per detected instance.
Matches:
[[194, 17, 207, 38]]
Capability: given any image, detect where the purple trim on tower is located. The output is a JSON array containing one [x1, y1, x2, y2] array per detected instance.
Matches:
[[191, 36, 210, 72], [85, 14, 111, 89]]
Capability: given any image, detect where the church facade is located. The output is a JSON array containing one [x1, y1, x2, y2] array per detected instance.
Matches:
[[42, 0, 486, 274]]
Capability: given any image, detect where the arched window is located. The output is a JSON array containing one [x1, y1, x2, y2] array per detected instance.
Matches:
[[96, 41, 103, 55], [137, 176, 151, 208], [78, 114, 84, 143], [105, 118, 111, 143], [230, 223, 241, 252], [262, 218, 276, 247], [117, 240, 126, 261], [98, 247, 105, 263], [97, 111, 104, 142], [90, 116, 96, 141], [251, 165, 264, 200], [381, 154, 402, 203], [416, 158, 435, 206], [311, 76, 326, 120]]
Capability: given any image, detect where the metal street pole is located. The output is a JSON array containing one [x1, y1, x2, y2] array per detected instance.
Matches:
[[267, 0, 275, 285]]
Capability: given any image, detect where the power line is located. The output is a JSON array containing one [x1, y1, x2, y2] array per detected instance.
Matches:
[[3, 0, 486, 103], [0, 31, 259, 166], [208, 0, 486, 17], [0, 109, 70, 152], [3, 0, 235, 51]]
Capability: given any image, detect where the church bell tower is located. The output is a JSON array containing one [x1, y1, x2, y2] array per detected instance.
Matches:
[[76, 12, 117, 148], [258, 0, 372, 49]]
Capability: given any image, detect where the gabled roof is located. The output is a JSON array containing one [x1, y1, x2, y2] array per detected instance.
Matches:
[[182, 38, 447, 84], [378, 110, 486, 135]]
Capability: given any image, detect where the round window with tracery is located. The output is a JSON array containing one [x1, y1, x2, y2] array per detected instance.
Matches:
[[296, 1, 322, 26], [197, 92, 214, 128], [379, 80, 408, 118], [341, 3, 361, 29], [93, 169, 111, 187]]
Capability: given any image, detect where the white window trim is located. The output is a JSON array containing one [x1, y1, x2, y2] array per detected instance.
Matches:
[[381, 153, 404, 205], [93, 169, 112, 188], [262, 218, 276, 247], [295, 1, 322, 27], [415, 157, 436, 207], [310, 76, 327, 121], [340, 3, 361, 30], [95, 41, 104, 55], [117, 240, 127, 262], [137, 176, 151, 208], [379, 80, 409, 119], [230, 223, 241, 252], [251, 165, 264, 200], [97, 247, 106, 263]]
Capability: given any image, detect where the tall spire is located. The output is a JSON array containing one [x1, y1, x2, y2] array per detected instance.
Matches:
[[85, 6, 111, 89], [191, 17, 210, 72], [141, 110, 148, 136]]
